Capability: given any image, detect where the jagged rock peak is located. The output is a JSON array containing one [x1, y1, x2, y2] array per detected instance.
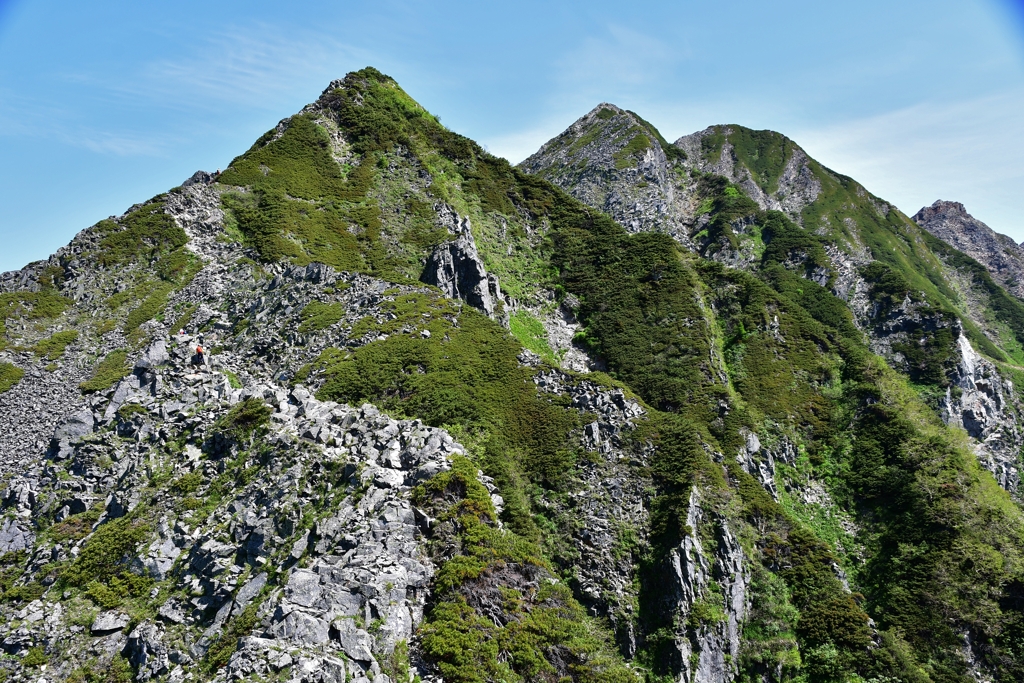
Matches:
[[522, 102, 678, 168], [673, 124, 822, 221], [916, 199, 970, 220], [519, 101, 691, 239], [913, 199, 1024, 298]]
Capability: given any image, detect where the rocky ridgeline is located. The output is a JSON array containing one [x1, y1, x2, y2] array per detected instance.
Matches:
[[825, 243, 1024, 495], [914, 200, 1024, 300], [0, 319, 477, 682], [520, 104, 699, 249], [0, 170, 713, 681], [523, 112, 1024, 502], [672, 127, 822, 223], [0, 173, 538, 680]]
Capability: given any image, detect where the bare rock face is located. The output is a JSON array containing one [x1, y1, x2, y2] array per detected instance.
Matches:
[[941, 331, 1023, 493], [674, 127, 822, 223], [420, 216, 501, 317], [665, 489, 749, 683], [913, 200, 1024, 299], [520, 103, 698, 248]]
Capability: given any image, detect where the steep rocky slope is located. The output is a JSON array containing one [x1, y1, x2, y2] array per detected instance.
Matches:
[[524, 112, 1024, 502], [1, 69, 1024, 683], [913, 200, 1024, 299]]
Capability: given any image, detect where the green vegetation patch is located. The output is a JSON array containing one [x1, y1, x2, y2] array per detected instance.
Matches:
[[0, 289, 71, 349], [48, 507, 102, 544], [923, 230, 1024, 352], [66, 655, 134, 683], [79, 349, 130, 393], [204, 600, 263, 671], [310, 298, 580, 510], [719, 126, 795, 194], [508, 310, 555, 363], [0, 362, 24, 393], [218, 116, 385, 272], [613, 130, 652, 169], [298, 300, 347, 333], [58, 516, 153, 609], [212, 397, 273, 448], [625, 109, 687, 163], [87, 200, 201, 339], [415, 457, 634, 683], [93, 199, 187, 268], [32, 330, 78, 360], [123, 280, 177, 334]]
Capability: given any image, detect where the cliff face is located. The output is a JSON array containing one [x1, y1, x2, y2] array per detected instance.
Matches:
[[2, 69, 1024, 683], [913, 199, 1024, 298]]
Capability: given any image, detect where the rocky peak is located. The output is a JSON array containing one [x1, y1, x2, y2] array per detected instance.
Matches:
[[913, 199, 1024, 298], [519, 102, 695, 244], [673, 125, 821, 222]]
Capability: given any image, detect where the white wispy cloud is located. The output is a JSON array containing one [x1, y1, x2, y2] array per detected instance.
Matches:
[[68, 24, 375, 113], [0, 25, 378, 157], [555, 23, 685, 91], [793, 87, 1024, 237], [71, 130, 166, 157], [0, 87, 170, 157]]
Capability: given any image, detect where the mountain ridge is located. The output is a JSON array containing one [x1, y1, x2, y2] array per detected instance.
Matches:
[[0, 69, 1023, 683]]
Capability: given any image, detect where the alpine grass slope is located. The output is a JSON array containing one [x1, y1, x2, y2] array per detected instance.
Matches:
[[0, 68, 1023, 683]]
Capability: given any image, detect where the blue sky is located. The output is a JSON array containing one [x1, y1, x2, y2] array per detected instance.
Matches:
[[1, 0, 1023, 272]]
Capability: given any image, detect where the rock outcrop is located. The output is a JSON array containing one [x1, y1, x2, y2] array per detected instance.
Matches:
[[420, 216, 502, 318], [941, 331, 1023, 493], [520, 103, 698, 248], [914, 200, 1024, 299]]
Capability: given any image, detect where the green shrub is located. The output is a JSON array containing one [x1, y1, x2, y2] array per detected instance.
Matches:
[[94, 201, 187, 267], [79, 350, 129, 393], [0, 290, 71, 348], [22, 646, 47, 667], [613, 130, 651, 169], [115, 403, 147, 421], [223, 369, 242, 389], [49, 507, 102, 543], [83, 571, 153, 609], [204, 601, 262, 671], [760, 210, 827, 269], [168, 303, 197, 336], [124, 281, 176, 333], [311, 299, 580, 493], [213, 398, 272, 446], [0, 362, 24, 393], [61, 517, 151, 587], [33, 330, 78, 360], [298, 301, 346, 333], [66, 655, 134, 683], [626, 109, 687, 163], [415, 457, 634, 683], [171, 471, 204, 494]]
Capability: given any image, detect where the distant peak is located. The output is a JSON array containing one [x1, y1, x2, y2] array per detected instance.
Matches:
[[579, 103, 630, 123], [925, 199, 968, 215], [315, 67, 404, 107], [912, 200, 970, 225]]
